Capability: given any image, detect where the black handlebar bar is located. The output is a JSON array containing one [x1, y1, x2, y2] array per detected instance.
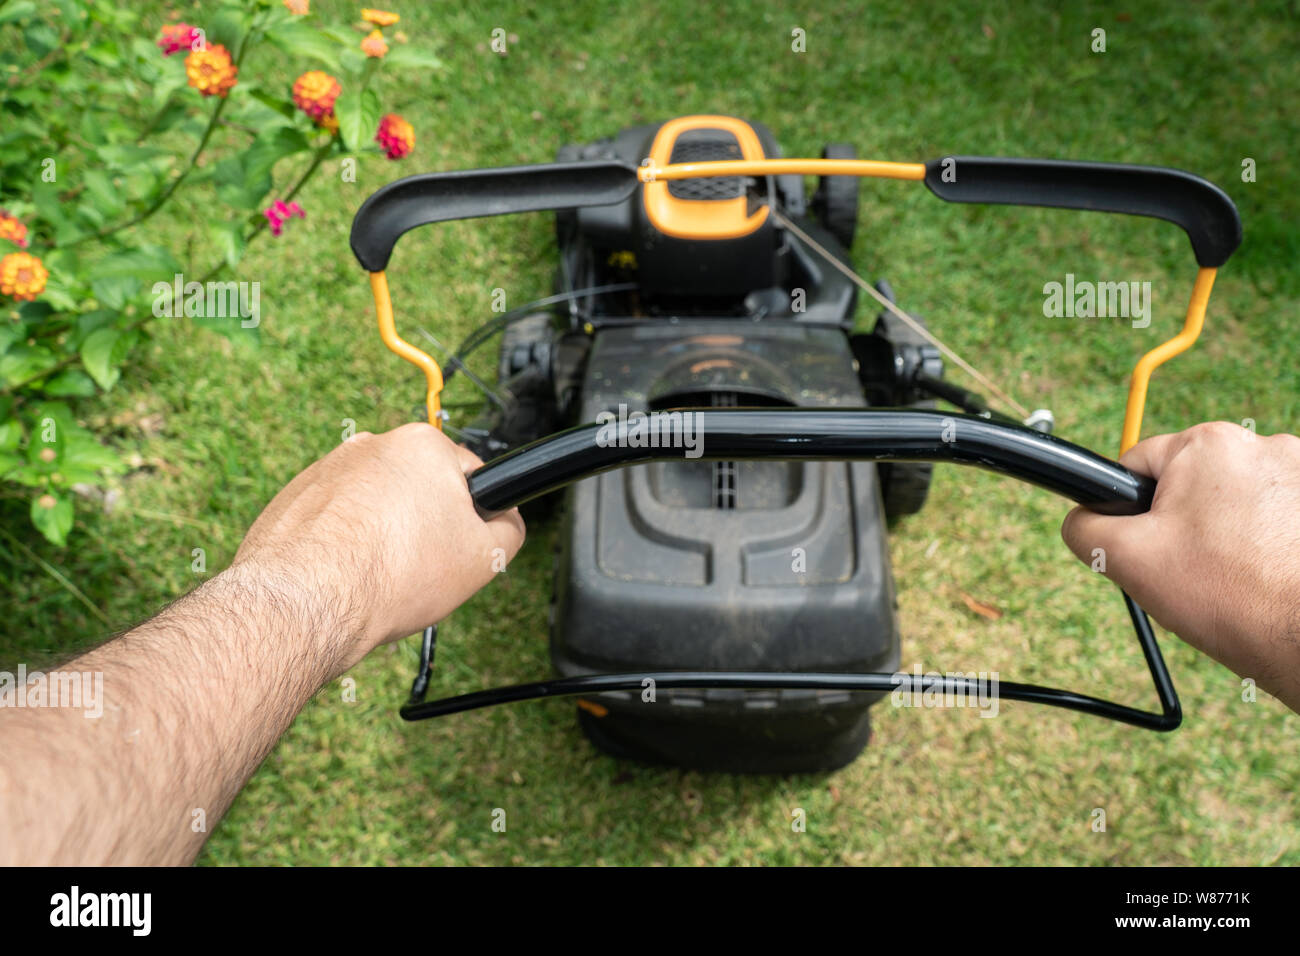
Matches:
[[350, 160, 638, 272], [923, 157, 1241, 268], [466, 408, 1155, 519], [351, 155, 1240, 273]]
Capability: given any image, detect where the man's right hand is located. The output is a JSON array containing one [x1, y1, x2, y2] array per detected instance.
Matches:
[[1062, 422, 1300, 713], [232, 422, 525, 677]]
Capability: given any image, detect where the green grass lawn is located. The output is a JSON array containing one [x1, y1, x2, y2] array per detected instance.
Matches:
[[2, 0, 1298, 864]]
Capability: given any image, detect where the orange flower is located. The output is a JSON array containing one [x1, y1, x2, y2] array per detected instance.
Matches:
[[319, 112, 340, 135], [360, 29, 388, 58], [292, 70, 341, 119], [375, 113, 414, 159], [186, 44, 238, 97], [0, 209, 29, 248], [284, 0, 310, 14], [0, 252, 48, 301], [361, 8, 400, 27]]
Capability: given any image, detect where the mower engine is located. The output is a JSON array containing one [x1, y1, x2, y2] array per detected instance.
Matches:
[[475, 116, 943, 772]]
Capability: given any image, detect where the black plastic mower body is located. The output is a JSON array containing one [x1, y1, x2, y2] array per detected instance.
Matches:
[[484, 117, 917, 771], [552, 322, 899, 771]]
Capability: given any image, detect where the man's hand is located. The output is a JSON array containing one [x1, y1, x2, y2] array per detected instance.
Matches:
[[1062, 422, 1300, 712], [0, 423, 523, 864], [233, 422, 525, 675]]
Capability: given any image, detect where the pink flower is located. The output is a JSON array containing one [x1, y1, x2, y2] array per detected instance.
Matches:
[[264, 199, 306, 237], [158, 23, 201, 57], [375, 113, 415, 160]]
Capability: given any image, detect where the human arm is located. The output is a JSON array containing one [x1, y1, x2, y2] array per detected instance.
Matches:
[[1062, 421, 1300, 712], [0, 423, 523, 865]]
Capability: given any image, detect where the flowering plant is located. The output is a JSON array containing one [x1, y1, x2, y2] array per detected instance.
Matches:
[[0, 0, 440, 544]]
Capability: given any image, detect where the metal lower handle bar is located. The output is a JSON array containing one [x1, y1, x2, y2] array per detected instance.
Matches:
[[420, 409, 1179, 731]]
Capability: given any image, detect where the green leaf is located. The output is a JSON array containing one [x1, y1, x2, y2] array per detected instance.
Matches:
[[0, 344, 57, 388], [17, 300, 56, 325], [30, 491, 74, 546], [0, 1, 37, 25], [265, 20, 341, 68], [80, 327, 127, 390], [383, 46, 446, 71], [249, 89, 297, 120], [88, 246, 181, 283], [24, 21, 59, 56], [318, 26, 358, 45], [338, 46, 367, 81], [335, 87, 380, 153], [98, 144, 172, 167], [63, 433, 124, 472], [6, 463, 47, 488], [85, 40, 122, 68], [31, 179, 69, 233], [35, 276, 79, 312], [24, 400, 75, 469], [79, 107, 108, 146], [72, 309, 118, 347], [0, 417, 21, 453], [89, 274, 137, 310], [211, 221, 247, 268], [243, 126, 310, 184], [83, 169, 126, 220], [42, 368, 98, 397], [207, 7, 250, 52]]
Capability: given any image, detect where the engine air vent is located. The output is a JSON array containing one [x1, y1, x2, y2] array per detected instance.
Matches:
[[667, 132, 744, 201]]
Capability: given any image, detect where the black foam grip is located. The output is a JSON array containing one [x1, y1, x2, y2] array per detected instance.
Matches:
[[350, 160, 639, 272], [924, 156, 1241, 268]]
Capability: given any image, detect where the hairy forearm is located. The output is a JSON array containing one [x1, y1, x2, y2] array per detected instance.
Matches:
[[0, 563, 350, 865]]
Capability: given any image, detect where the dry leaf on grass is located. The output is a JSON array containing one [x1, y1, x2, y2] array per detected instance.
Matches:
[[959, 591, 1002, 620]]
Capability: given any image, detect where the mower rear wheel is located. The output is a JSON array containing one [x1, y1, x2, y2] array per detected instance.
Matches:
[[497, 312, 562, 521], [873, 307, 938, 522], [497, 311, 554, 385], [811, 143, 860, 250]]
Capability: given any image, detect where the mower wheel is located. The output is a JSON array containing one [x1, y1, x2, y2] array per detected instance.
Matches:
[[497, 312, 562, 521], [873, 304, 939, 522], [879, 460, 932, 522], [811, 143, 860, 249], [497, 312, 554, 385]]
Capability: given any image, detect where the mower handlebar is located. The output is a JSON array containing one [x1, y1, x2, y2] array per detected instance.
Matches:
[[923, 157, 1241, 268], [465, 408, 1155, 519], [349, 160, 639, 272], [350, 155, 1240, 273]]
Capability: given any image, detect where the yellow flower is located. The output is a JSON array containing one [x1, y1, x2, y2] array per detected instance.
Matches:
[[292, 70, 341, 119], [284, 0, 310, 14], [360, 29, 388, 58], [0, 252, 49, 301], [361, 9, 400, 27], [185, 44, 239, 97]]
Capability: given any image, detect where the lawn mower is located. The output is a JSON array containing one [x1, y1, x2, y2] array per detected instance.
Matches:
[[350, 115, 1240, 772]]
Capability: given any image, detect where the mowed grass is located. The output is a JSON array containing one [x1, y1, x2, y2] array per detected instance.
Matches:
[[1, 0, 1297, 864]]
